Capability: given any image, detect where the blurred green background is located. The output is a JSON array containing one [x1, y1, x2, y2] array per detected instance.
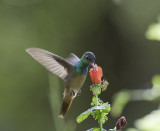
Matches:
[[1, 0, 160, 131]]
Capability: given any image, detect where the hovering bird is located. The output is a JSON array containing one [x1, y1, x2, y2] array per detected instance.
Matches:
[[26, 48, 96, 118]]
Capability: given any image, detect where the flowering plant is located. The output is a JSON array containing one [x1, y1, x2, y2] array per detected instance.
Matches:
[[76, 65, 127, 131]]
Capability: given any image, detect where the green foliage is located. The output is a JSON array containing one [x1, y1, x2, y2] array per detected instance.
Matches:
[[125, 75, 160, 131], [111, 75, 160, 118], [127, 109, 160, 131], [135, 110, 160, 131], [77, 100, 110, 123], [151, 75, 160, 101], [90, 81, 109, 96], [152, 75, 160, 89], [91, 96, 104, 106], [146, 17, 160, 41], [87, 128, 107, 131], [76, 110, 91, 123], [90, 84, 102, 96], [76, 81, 118, 131], [112, 75, 160, 131], [111, 91, 131, 117]]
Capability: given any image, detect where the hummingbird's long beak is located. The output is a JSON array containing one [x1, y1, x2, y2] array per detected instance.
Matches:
[[90, 62, 95, 67]]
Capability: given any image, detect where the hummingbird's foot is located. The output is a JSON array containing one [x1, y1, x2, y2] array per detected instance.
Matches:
[[77, 90, 81, 96], [71, 90, 76, 97]]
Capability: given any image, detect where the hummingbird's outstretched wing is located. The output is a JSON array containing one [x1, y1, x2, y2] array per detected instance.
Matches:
[[26, 48, 79, 81]]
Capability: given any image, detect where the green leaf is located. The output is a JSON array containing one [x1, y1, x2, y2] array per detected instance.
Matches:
[[87, 128, 107, 131], [91, 102, 94, 106], [104, 116, 108, 120], [152, 75, 160, 89], [91, 96, 97, 106], [135, 109, 160, 131], [111, 90, 130, 117], [76, 111, 91, 123], [76, 104, 110, 123], [93, 104, 110, 110], [145, 22, 160, 41], [86, 128, 99, 131], [102, 104, 111, 113]]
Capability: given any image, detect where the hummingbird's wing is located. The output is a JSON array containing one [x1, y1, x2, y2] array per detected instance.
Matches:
[[26, 48, 76, 81], [66, 53, 80, 65]]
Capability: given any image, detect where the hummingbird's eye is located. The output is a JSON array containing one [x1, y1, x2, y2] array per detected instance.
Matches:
[[86, 57, 89, 60]]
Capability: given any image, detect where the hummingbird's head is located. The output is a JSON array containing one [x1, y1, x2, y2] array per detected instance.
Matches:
[[82, 51, 96, 67]]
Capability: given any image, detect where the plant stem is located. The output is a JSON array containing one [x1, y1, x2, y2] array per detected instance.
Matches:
[[95, 93, 102, 130], [99, 122, 102, 131], [92, 86, 104, 131], [95, 95, 99, 106]]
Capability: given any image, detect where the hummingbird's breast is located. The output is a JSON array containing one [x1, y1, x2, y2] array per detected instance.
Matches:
[[65, 73, 87, 94]]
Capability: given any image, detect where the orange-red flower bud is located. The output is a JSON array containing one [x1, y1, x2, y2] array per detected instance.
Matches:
[[89, 66, 103, 85]]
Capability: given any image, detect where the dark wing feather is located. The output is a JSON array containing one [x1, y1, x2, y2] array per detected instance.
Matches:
[[26, 48, 74, 81]]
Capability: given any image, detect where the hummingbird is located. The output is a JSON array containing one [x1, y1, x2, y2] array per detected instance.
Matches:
[[26, 48, 96, 118]]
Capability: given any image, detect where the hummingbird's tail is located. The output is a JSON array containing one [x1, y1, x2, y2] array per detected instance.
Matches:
[[59, 88, 75, 118]]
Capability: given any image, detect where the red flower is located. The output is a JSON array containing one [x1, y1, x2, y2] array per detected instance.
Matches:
[[90, 66, 103, 85]]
